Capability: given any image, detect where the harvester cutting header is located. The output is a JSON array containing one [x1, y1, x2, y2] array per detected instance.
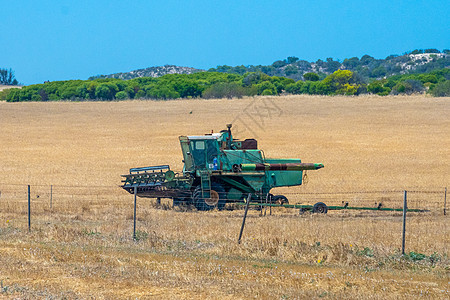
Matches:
[[121, 124, 323, 210]]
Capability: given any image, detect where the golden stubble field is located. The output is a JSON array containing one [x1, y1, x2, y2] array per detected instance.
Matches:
[[0, 95, 449, 299]]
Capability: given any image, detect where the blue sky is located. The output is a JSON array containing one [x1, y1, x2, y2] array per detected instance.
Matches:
[[2, 0, 449, 85]]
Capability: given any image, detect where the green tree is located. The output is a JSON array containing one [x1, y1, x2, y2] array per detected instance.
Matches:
[[95, 83, 119, 100], [284, 65, 298, 76], [242, 72, 270, 86], [303, 72, 320, 81], [342, 57, 359, 69], [272, 60, 287, 68], [371, 66, 387, 78], [135, 90, 146, 99], [285, 56, 299, 64], [0, 68, 19, 85], [76, 84, 89, 99], [232, 65, 247, 75], [322, 70, 359, 95], [360, 55, 375, 65], [325, 57, 341, 73], [285, 81, 304, 94], [172, 80, 202, 98]]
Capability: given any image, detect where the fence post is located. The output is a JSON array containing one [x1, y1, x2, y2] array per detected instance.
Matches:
[[28, 185, 31, 232], [133, 186, 137, 240], [401, 190, 407, 255], [238, 194, 252, 244], [444, 187, 447, 216], [263, 193, 269, 216]]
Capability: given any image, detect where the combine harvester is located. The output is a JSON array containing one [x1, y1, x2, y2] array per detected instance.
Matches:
[[121, 124, 324, 211], [121, 124, 426, 213]]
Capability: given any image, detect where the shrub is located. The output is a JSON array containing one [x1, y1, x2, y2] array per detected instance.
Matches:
[[285, 81, 304, 94], [367, 82, 391, 96], [147, 87, 180, 100], [135, 90, 146, 99], [313, 81, 332, 95], [60, 87, 78, 100], [255, 81, 277, 95], [202, 82, 246, 99], [115, 91, 128, 100], [406, 251, 426, 261], [429, 80, 450, 97], [49, 93, 59, 101], [417, 74, 438, 84], [242, 72, 270, 87], [5, 88, 22, 102], [31, 94, 42, 101], [391, 79, 424, 95], [171, 80, 202, 98]]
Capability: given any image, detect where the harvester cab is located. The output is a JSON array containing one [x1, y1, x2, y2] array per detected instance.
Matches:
[[122, 124, 324, 211]]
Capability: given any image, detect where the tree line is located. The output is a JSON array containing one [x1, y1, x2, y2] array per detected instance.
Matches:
[[1, 68, 449, 102]]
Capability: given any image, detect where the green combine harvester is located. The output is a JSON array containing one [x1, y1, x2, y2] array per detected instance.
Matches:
[[121, 124, 324, 211]]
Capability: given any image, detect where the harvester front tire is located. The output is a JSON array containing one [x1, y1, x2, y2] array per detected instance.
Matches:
[[193, 183, 226, 211]]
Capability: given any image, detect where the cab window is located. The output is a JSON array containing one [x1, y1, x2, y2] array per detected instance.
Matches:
[[195, 141, 205, 150]]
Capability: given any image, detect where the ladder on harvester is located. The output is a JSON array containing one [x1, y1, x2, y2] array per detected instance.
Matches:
[[200, 170, 211, 199]]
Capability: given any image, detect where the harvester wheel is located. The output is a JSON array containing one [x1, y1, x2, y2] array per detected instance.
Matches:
[[173, 198, 183, 206], [272, 195, 289, 205], [312, 202, 328, 214], [193, 183, 226, 211]]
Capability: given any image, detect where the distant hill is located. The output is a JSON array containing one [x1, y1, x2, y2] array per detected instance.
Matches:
[[209, 49, 449, 81], [89, 65, 204, 80], [88, 49, 449, 82]]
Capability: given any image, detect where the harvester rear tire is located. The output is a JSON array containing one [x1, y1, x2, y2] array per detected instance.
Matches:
[[272, 195, 289, 205]]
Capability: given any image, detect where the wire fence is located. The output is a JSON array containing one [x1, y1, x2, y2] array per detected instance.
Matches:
[[0, 184, 446, 214], [0, 183, 448, 256]]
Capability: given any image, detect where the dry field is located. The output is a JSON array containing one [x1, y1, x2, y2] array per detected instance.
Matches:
[[0, 95, 449, 299]]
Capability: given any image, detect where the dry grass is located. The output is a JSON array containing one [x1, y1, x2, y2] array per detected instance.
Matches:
[[0, 85, 21, 92], [0, 95, 449, 299]]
